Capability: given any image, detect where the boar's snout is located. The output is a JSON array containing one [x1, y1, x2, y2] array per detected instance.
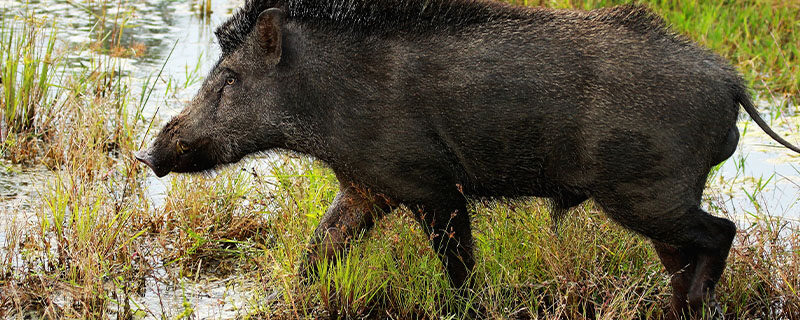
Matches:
[[135, 149, 172, 178], [136, 133, 218, 177]]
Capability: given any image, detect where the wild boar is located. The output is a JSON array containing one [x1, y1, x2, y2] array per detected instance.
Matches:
[[135, 0, 800, 317]]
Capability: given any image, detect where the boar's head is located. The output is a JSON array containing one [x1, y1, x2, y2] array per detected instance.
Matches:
[[136, 8, 288, 177]]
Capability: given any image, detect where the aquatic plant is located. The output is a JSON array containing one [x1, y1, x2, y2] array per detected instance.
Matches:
[[0, 11, 59, 161]]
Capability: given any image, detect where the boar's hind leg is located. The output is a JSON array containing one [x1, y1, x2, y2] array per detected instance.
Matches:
[[301, 183, 393, 279], [413, 199, 475, 289], [596, 193, 735, 318], [652, 240, 694, 318], [682, 208, 734, 316], [662, 208, 733, 319]]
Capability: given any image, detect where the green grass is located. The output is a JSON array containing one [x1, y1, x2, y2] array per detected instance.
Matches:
[[0, 10, 60, 163], [0, 0, 799, 319], [232, 159, 798, 319]]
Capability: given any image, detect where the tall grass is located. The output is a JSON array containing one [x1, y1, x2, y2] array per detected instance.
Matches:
[[235, 159, 798, 319], [0, 1, 153, 317], [0, 11, 60, 162], [0, 52, 149, 318]]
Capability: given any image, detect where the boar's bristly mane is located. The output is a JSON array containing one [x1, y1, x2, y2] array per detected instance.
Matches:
[[215, 0, 678, 56], [215, 0, 524, 54], [215, 0, 279, 54]]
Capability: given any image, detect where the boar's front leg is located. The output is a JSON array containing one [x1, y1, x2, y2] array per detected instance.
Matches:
[[301, 183, 394, 278]]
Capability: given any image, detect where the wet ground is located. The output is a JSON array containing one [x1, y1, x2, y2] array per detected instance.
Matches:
[[0, 0, 265, 318]]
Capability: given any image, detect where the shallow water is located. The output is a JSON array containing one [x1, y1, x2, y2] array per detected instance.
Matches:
[[708, 110, 800, 221], [0, 163, 47, 251], [1, 0, 799, 317]]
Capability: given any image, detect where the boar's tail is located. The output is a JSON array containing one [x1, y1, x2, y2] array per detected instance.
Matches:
[[737, 91, 800, 154]]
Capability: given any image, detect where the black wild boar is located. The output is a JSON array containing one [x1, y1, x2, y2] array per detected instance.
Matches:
[[135, 0, 800, 317]]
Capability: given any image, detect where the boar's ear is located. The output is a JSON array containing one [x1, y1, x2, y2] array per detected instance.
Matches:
[[256, 8, 284, 62]]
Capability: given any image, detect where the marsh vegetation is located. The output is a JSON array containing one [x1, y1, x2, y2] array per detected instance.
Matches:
[[0, 0, 798, 318]]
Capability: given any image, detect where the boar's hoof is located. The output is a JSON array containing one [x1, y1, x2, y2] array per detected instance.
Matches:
[[684, 295, 723, 320]]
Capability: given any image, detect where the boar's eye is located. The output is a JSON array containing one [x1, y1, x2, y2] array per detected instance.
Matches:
[[226, 77, 236, 86]]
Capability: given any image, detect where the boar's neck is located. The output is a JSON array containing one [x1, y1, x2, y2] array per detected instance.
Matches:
[[278, 24, 407, 173]]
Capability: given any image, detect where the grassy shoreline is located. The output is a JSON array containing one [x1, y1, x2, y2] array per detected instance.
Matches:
[[1, 0, 799, 318]]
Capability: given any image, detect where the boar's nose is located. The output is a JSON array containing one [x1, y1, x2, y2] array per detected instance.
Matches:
[[135, 150, 169, 178], [134, 150, 156, 172]]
